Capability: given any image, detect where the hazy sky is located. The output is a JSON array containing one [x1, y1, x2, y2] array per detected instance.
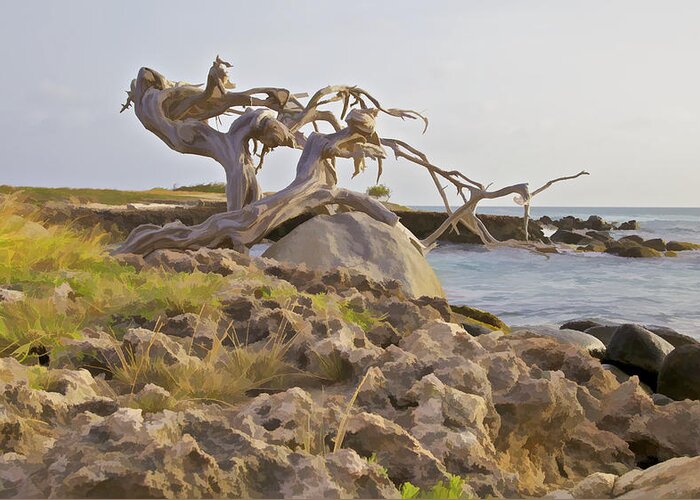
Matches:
[[1, 1, 699, 206]]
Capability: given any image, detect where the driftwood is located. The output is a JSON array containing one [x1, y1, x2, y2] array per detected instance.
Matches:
[[116, 56, 588, 256]]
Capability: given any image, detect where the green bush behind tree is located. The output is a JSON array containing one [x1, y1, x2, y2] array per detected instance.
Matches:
[[365, 184, 392, 200]]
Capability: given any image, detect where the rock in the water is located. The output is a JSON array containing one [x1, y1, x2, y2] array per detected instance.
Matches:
[[585, 215, 614, 231], [612, 456, 700, 498], [618, 246, 662, 258], [578, 242, 607, 252], [617, 220, 639, 230], [644, 325, 698, 348], [262, 212, 444, 298], [657, 344, 700, 401], [605, 324, 674, 388], [666, 240, 699, 251], [551, 229, 592, 245], [561, 319, 603, 332], [586, 230, 614, 242], [642, 238, 667, 251], [619, 234, 644, 245]]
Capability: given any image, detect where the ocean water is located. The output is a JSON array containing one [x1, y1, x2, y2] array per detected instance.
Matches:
[[420, 207, 700, 338]]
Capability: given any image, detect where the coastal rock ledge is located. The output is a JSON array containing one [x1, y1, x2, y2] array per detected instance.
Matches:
[[1, 249, 699, 498]]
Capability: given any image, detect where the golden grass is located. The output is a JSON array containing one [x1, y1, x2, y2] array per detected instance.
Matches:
[[109, 313, 302, 410], [0, 194, 225, 361]]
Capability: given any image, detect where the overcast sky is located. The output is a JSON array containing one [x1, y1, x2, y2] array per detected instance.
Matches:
[[1, 1, 698, 206]]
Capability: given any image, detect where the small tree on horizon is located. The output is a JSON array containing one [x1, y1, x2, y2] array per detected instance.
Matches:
[[366, 184, 391, 201]]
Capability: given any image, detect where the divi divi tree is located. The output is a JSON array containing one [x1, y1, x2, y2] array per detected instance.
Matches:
[[116, 56, 587, 255]]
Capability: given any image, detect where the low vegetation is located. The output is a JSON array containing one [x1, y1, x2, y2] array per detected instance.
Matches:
[[173, 182, 226, 193], [366, 184, 392, 200], [0, 194, 226, 361], [0, 185, 223, 206], [400, 475, 471, 499]]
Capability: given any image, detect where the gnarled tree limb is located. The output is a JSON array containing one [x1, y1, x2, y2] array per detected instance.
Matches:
[[118, 56, 589, 257]]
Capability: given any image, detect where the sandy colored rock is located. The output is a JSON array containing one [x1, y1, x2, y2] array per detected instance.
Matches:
[[571, 471, 617, 498], [341, 411, 449, 488], [613, 456, 700, 498]]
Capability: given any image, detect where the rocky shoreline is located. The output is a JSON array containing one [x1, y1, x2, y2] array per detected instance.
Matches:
[[542, 215, 699, 258], [40, 202, 700, 260], [2, 247, 699, 498], [41, 201, 544, 244]]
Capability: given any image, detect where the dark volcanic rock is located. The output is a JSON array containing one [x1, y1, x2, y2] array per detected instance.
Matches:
[[618, 220, 639, 230], [551, 229, 592, 245], [604, 238, 642, 256], [657, 344, 700, 401], [585, 215, 614, 231], [619, 246, 662, 258], [619, 235, 645, 245], [645, 325, 698, 348], [666, 240, 699, 251], [561, 319, 605, 332], [586, 230, 614, 242], [643, 238, 667, 252], [605, 324, 675, 389], [393, 210, 544, 243]]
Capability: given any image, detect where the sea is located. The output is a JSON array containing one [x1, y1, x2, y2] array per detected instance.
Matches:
[[421, 207, 700, 339], [251, 207, 700, 340]]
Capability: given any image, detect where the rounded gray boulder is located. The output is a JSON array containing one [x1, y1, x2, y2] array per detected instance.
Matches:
[[263, 212, 444, 298]]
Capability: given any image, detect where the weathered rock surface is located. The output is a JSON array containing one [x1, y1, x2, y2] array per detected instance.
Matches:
[[2, 247, 700, 499], [570, 471, 617, 498], [613, 456, 700, 498], [263, 212, 444, 298]]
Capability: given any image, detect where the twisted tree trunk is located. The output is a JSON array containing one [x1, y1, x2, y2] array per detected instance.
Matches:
[[117, 56, 589, 257], [115, 110, 400, 255]]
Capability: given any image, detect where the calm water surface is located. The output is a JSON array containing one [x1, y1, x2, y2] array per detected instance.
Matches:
[[422, 207, 700, 338]]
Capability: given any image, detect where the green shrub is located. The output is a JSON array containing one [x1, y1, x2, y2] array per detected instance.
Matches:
[[173, 182, 226, 193], [339, 302, 384, 332], [401, 475, 471, 499], [366, 184, 392, 200]]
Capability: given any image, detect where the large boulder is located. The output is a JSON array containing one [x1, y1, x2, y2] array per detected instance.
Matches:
[[263, 212, 444, 298], [605, 324, 674, 388], [657, 344, 700, 401]]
